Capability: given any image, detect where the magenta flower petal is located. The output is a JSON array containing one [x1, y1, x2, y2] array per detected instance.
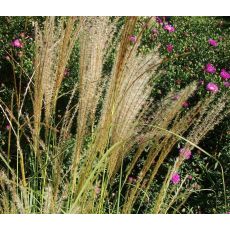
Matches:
[[206, 82, 219, 93], [129, 35, 137, 43], [204, 63, 216, 74], [208, 38, 218, 47], [152, 28, 158, 34], [223, 82, 230, 88], [166, 44, 174, 52], [128, 176, 134, 183], [198, 80, 204, 85], [11, 39, 23, 48], [220, 69, 230, 80], [182, 101, 189, 108], [164, 24, 175, 33], [171, 172, 180, 185], [188, 175, 193, 180], [172, 95, 180, 100], [179, 148, 192, 159], [156, 17, 163, 24]]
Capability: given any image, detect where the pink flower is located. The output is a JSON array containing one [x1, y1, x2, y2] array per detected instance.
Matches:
[[151, 28, 158, 40], [206, 82, 219, 93], [171, 172, 180, 185], [182, 101, 189, 108], [151, 28, 159, 38], [11, 39, 23, 48], [179, 148, 192, 159], [6, 124, 11, 130], [223, 82, 230, 88], [172, 95, 180, 100], [164, 24, 175, 33], [152, 28, 158, 34], [166, 44, 174, 52], [204, 63, 216, 74], [188, 175, 193, 180], [128, 176, 134, 183], [208, 38, 218, 47], [156, 17, 163, 24], [129, 35, 137, 43], [220, 69, 230, 80], [198, 79, 204, 85]]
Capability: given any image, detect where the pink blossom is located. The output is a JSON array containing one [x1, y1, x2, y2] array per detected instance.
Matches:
[[6, 124, 11, 130], [179, 148, 192, 159], [198, 80, 204, 85], [166, 44, 174, 52], [188, 175, 193, 180], [206, 82, 219, 93], [129, 35, 137, 43], [164, 24, 175, 33], [182, 101, 189, 108], [172, 95, 180, 100], [128, 176, 134, 183], [171, 172, 180, 185], [223, 82, 230, 88], [208, 38, 218, 47], [152, 28, 158, 34], [204, 63, 216, 74], [220, 69, 230, 80], [156, 17, 163, 24], [11, 39, 23, 48], [151, 28, 158, 38]]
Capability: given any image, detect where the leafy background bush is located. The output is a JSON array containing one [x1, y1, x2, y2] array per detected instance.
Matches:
[[145, 16, 230, 213]]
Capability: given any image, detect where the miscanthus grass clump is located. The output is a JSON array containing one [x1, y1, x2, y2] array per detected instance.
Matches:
[[0, 16, 229, 214]]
